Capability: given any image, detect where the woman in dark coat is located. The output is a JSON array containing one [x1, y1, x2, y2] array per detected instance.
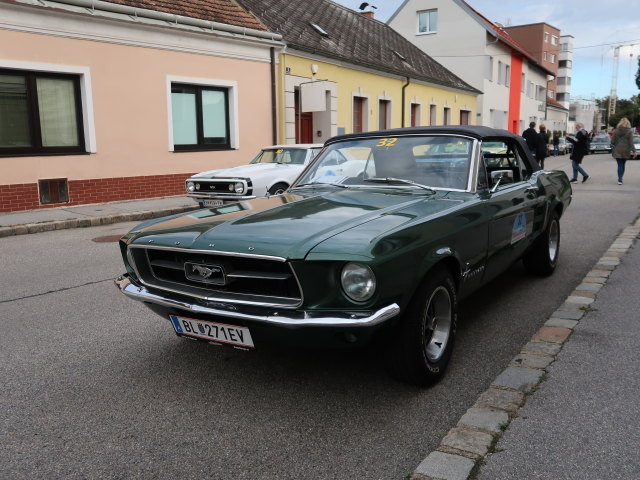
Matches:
[[566, 122, 590, 183], [610, 117, 638, 184], [536, 124, 550, 169]]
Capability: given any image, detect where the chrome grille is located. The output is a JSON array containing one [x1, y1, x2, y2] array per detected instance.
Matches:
[[129, 246, 301, 307]]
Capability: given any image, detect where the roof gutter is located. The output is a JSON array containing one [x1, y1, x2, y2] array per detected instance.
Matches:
[[39, 0, 283, 42]]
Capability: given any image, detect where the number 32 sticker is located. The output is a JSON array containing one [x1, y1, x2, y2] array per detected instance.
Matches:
[[376, 138, 398, 147]]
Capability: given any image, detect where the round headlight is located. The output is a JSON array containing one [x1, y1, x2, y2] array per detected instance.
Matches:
[[341, 263, 376, 302], [234, 182, 244, 194], [195, 183, 200, 191], [186, 181, 195, 193]]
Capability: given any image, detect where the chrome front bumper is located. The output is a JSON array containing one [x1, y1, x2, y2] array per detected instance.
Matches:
[[115, 275, 400, 329]]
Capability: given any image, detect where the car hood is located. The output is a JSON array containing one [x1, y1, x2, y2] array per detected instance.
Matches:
[[127, 189, 466, 260], [190, 162, 300, 179]]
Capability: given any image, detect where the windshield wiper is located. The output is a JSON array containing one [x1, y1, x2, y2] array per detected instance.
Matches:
[[291, 181, 348, 189], [363, 177, 436, 193]]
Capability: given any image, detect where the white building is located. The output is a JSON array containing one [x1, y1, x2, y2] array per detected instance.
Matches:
[[388, 0, 553, 134], [556, 35, 574, 109]]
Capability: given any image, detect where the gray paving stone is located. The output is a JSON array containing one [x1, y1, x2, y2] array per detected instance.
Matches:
[[510, 353, 554, 369], [414, 451, 475, 480], [551, 310, 584, 320], [441, 427, 493, 457], [576, 283, 602, 291], [491, 366, 543, 392], [566, 295, 594, 305], [588, 269, 611, 277], [545, 318, 579, 329], [522, 341, 562, 356], [458, 407, 509, 433], [473, 388, 524, 414]]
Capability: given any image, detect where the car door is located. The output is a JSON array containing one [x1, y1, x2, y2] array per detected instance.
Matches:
[[481, 139, 542, 282]]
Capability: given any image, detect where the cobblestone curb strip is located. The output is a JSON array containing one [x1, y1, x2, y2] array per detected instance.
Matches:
[[0, 206, 198, 238], [411, 220, 640, 480]]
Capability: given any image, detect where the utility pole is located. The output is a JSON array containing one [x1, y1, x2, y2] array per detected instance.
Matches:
[[608, 46, 620, 119]]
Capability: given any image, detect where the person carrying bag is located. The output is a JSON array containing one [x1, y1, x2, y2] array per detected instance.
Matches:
[[610, 117, 638, 185]]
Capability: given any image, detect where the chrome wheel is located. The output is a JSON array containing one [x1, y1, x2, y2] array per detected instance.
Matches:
[[548, 219, 559, 261], [423, 286, 452, 363]]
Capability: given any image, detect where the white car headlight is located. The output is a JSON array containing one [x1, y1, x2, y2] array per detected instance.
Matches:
[[234, 182, 244, 194], [341, 263, 376, 302], [186, 181, 195, 193]]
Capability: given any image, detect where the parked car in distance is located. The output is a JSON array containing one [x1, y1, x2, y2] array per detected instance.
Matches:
[[632, 136, 640, 159], [548, 137, 572, 155], [589, 135, 612, 154], [116, 126, 572, 386], [185, 144, 323, 207]]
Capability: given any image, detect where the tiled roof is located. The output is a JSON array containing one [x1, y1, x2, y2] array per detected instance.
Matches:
[[99, 0, 267, 31], [235, 0, 479, 93]]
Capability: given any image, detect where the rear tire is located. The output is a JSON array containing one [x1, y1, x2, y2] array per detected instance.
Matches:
[[268, 183, 288, 195], [523, 211, 560, 276], [388, 267, 457, 387]]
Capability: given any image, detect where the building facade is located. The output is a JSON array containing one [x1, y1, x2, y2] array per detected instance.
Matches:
[[0, 0, 283, 213], [236, 0, 479, 145], [388, 0, 553, 134], [557, 35, 574, 109]]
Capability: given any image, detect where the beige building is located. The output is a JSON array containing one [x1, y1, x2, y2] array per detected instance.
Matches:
[[0, 0, 283, 212]]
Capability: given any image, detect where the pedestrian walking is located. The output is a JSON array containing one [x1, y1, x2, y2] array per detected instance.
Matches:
[[610, 117, 638, 185], [566, 123, 591, 183], [522, 121, 539, 158], [537, 124, 550, 169], [552, 132, 560, 156]]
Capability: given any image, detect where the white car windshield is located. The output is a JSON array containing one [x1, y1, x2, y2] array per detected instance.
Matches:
[[250, 148, 310, 165], [295, 136, 473, 190]]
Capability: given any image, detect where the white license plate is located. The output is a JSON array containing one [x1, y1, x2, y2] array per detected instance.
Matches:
[[202, 199, 224, 207], [169, 315, 254, 348]]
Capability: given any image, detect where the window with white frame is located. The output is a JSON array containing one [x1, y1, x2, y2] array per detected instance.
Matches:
[[550, 54, 556, 64], [548, 89, 554, 98], [443, 107, 451, 126], [544, 32, 549, 42], [497, 61, 503, 84], [417, 9, 437, 34], [171, 83, 231, 151], [505, 65, 510, 87], [410, 103, 421, 127], [543, 51, 547, 61], [378, 99, 391, 130], [486, 56, 494, 81], [0, 68, 85, 156], [551, 35, 558, 45], [521, 73, 525, 92]]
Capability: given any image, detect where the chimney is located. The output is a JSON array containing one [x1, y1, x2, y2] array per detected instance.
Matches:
[[362, 11, 374, 18]]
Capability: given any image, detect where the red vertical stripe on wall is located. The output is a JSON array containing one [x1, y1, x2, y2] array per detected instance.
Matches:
[[508, 53, 523, 134]]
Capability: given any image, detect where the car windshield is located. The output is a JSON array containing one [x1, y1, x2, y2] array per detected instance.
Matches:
[[295, 135, 473, 191], [251, 148, 310, 165]]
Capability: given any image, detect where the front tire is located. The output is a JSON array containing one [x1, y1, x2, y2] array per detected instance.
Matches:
[[389, 267, 457, 387], [268, 183, 288, 195], [523, 211, 560, 276]]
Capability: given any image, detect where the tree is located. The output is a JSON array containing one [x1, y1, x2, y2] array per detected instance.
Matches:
[[636, 57, 640, 92]]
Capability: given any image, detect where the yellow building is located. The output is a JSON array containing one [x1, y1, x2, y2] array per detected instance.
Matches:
[[237, 0, 480, 144]]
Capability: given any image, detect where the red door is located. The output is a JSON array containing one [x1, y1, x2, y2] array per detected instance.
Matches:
[[295, 90, 314, 144]]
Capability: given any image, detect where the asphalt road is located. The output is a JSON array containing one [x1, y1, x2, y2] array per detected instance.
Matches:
[[2, 153, 639, 480]]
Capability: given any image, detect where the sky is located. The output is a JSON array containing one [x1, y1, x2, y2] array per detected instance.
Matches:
[[333, 0, 640, 101]]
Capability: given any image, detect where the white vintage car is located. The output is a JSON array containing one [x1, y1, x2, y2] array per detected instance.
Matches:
[[185, 144, 323, 207]]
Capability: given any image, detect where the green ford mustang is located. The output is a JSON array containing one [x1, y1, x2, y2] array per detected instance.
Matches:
[[115, 126, 572, 386]]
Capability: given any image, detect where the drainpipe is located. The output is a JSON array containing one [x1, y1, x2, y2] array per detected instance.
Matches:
[[270, 47, 278, 144], [401, 77, 411, 127]]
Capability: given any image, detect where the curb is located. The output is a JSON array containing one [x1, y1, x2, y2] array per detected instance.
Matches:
[[411, 220, 640, 480], [0, 205, 198, 238]]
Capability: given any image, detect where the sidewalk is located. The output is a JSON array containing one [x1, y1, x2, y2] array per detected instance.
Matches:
[[0, 196, 197, 237], [412, 220, 640, 480]]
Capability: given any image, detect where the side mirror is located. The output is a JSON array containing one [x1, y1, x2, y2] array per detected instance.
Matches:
[[490, 169, 514, 192]]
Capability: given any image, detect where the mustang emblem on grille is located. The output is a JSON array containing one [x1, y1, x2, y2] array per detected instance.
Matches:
[[184, 262, 226, 285], [191, 264, 219, 279]]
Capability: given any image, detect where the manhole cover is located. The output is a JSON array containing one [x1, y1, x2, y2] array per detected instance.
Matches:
[[91, 234, 124, 243]]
